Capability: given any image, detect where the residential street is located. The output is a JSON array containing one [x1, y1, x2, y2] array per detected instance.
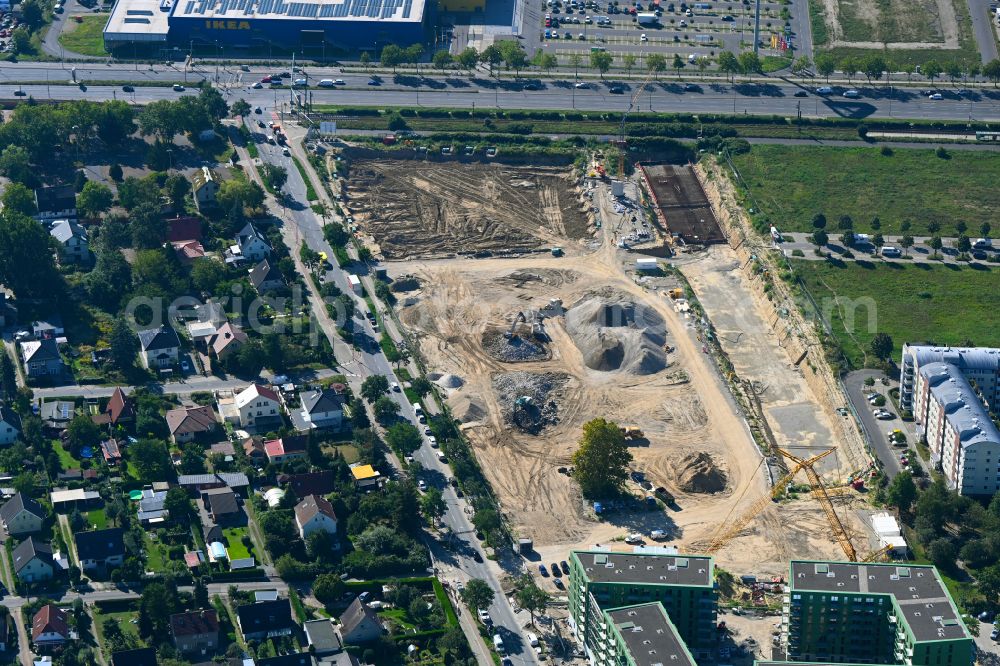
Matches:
[[777, 232, 997, 264]]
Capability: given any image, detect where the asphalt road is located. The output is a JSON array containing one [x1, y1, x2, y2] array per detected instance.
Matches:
[[843, 370, 904, 478], [254, 126, 537, 665], [6, 68, 1000, 122], [968, 0, 1000, 64], [778, 233, 999, 263]]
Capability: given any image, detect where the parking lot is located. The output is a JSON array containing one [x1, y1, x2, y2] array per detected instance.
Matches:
[[536, 0, 792, 64]]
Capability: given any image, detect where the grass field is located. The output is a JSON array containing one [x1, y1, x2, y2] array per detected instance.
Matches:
[[52, 440, 76, 470], [143, 531, 170, 572], [223, 527, 253, 561], [790, 259, 1000, 367], [57, 16, 109, 57], [88, 509, 107, 530], [733, 145, 1000, 237]]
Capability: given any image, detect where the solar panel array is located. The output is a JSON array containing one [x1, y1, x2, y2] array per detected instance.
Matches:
[[180, 0, 413, 19]]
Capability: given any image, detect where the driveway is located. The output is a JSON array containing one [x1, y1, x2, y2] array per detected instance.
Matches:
[[843, 370, 906, 478]]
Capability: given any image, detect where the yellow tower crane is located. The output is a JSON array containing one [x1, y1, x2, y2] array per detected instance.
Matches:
[[615, 70, 657, 177]]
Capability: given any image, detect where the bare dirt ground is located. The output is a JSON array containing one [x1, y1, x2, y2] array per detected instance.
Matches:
[[387, 170, 865, 579], [343, 158, 593, 259], [821, 0, 960, 48]]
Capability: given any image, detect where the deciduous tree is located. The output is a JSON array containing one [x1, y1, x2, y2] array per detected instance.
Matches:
[[571, 418, 632, 498]]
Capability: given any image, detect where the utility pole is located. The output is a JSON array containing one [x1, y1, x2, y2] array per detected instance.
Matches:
[[753, 0, 761, 54]]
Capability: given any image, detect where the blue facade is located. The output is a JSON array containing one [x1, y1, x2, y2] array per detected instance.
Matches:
[[167, 15, 425, 51]]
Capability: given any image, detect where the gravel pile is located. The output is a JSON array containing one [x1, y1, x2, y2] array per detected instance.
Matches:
[[492, 371, 569, 433], [482, 327, 550, 363], [565, 288, 667, 375]]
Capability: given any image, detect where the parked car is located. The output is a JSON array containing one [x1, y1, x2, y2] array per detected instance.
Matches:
[[418, 480, 427, 491], [793, 90, 808, 97], [172, 84, 185, 91], [551, 562, 561, 576], [929, 92, 943, 100], [842, 89, 860, 98], [560, 560, 570, 574], [539, 564, 549, 576], [815, 86, 833, 94]]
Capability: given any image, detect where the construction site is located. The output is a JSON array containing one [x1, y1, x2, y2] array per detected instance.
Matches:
[[341, 153, 593, 259], [640, 164, 727, 246], [380, 152, 884, 577]]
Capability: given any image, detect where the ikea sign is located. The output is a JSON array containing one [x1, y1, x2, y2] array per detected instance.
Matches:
[[204, 20, 252, 29]]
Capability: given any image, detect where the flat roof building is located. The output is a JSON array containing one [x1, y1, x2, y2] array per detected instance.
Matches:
[[783, 560, 972, 666], [603, 603, 696, 666]]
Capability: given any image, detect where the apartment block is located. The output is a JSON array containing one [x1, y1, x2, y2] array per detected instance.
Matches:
[[914, 362, 1000, 496], [899, 344, 1000, 413], [568, 550, 717, 663], [782, 561, 973, 666], [598, 603, 696, 666]]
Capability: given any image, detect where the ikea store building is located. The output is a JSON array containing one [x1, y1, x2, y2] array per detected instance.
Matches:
[[103, 0, 428, 56]]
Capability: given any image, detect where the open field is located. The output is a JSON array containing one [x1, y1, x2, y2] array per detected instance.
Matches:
[[57, 16, 109, 57], [790, 259, 1000, 367], [808, 0, 979, 66], [732, 145, 1000, 237], [390, 172, 859, 575], [343, 155, 592, 259]]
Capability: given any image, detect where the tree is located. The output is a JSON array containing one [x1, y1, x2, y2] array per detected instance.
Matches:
[[985, 58, 1000, 86], [813, 53, 836, 81], [928, 235, 943, 255], [217, 177, 265, 215], [460, 578, 495, 610], [350, 398, 370, 430], [498, 40, 528, 76], [927, 221, 941, 234], [231, 99, 252, 119], [861, 54, 886, 84], [945, 61, 962, 83], [590, 50, 613, 78], [717, 51, 739, 81], [899, 234, 914, 255], [10, 27, 30, 56], [672, 53, 685, 76], [622, 53, 637, 77], [537, 52, 558, 75], [163, 486, 195, 523], [66, 414, 101, 458], [432, 50, 453, 69], [405, 43, 425, 72], [840, 56, 860, 82], [0, 352, 15, 401], [361, 375, 390, 403], [117, 176, 161, 211], [359, 51, 371, 68], [923, 59, 943, 83], [410, 377, 432, 397], [869, 332, 893, 361], [480, 44, 503, 75], [20, 0, 43, 28], [373, 396, 400, 424], [77, 181, 114, 219], [871, 233, 884, 252], [792, 56, 812, 77], [380, 44, 405, 71], [646, 53, 667, 78], [456, 47, 479, 73], [738, 51, 762, 79], [926, 538, 956, 570], [870, 216, 881, 231], [0, 145, 34, 186], [811, 229, 829, 249], [980, 222, 992, 238], [886, 471, 916, 514], [514, 577, 549, 627], [0, 210, 61, 300], [386, 422, 422, 455], [1, 183, 36, 216], [264, 164, 288, 191], [129, 439, 171, 484], [313, 573, 347, 604], [420, 487, 447, 527], [955, 234, 972, 254], [811, 213, 827, 230], [109, 316, 138, 372], [571, 418, 632, 498], [955, 220, 967, 234]]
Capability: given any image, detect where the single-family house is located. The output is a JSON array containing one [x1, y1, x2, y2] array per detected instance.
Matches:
[[137, 489, 169, 526], [228, 222, 272, 264], [338, 597, 385, 644], [192, 167, 219, 211], [169, 609, 219, 655], [138, 325, 181, 369], [257, 655, 314, 666], [0, 492, 45, 535], [242, 437, 268, 465], [203, 487, 240, 523], [74, 527, 125, 570], [349, 464, 381, 491], [209, 322, 248, 360], [32, 316, 64, 339], [320, 654, 361, 666], [39, 400, 75, 432], [33, 184, 76, 221], [92, 387, 135, 428], [294, 495, 338, 541], [177, 472, 249, 495], [32, 604, 70, 646], [111, 647, 157, 666], [0, 406, 21, 445], [304, 619, 343, 656], [279, 470, 336, 498], [299, 387, 344, 431], [166, 406, 219, 444], [20, 339, 62, 378], [249, 259, 285, 293], [49, 219, 89, 263], [235, 384, 283, 431], [263, 435, 307, 465], [166, 216, 202, 244], [100, 439, 123, 466], [12, 536, 54, 583], [236, 599, 295, 641], [171, 239, 206, 264]]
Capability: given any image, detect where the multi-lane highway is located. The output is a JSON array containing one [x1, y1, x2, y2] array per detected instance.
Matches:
[[2, 63, 1000, 121]]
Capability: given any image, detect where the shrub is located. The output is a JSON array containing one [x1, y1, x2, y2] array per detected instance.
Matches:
[[880, 145, 893, 156]]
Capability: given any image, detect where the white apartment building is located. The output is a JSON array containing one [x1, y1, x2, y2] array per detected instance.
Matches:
[[915, 361, 1000, 496], [900, 344, 1000, 413]]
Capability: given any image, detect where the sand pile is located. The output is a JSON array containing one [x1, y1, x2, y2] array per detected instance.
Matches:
[[565, 289, 667, 375], [675, 452, 728, 493], [435, 373, 465, 389]]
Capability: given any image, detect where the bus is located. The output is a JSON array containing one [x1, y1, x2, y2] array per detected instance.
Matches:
[[976, 131, 1000, 141]]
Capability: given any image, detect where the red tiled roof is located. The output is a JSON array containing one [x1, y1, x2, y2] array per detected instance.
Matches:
[[106, 388, 134, 425], [166, 216, 203, 243], [32, 604, 69, 641]]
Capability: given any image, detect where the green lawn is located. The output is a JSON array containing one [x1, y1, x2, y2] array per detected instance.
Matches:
[[88, 509, 107, 530], [142, 531, 170, 572], [92, 606, 142, 658], [223, 527, 253, 561], [52, 440, 77, 470], [790, 259, 1000, 367], [733, 146, 1000, 237], [57, 16, 109, 57]]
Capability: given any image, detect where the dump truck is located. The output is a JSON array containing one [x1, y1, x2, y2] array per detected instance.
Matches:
[[668, 288, 684, 299], [654, 486, 675, 504], [620, 426, 644, 440]]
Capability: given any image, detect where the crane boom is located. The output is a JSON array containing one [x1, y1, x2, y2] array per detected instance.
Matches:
[[616, 71, 657, 176]]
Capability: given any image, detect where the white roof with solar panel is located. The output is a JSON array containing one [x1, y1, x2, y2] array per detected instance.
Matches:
[[172, 0, 424, 23]]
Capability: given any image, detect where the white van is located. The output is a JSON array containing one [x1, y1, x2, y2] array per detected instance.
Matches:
[[318, 79, 335, 87], [881, 246, 901, 258], [527, 631, 540, 647], [973, 237, 993, 249], [493, 634, 505, 653]]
